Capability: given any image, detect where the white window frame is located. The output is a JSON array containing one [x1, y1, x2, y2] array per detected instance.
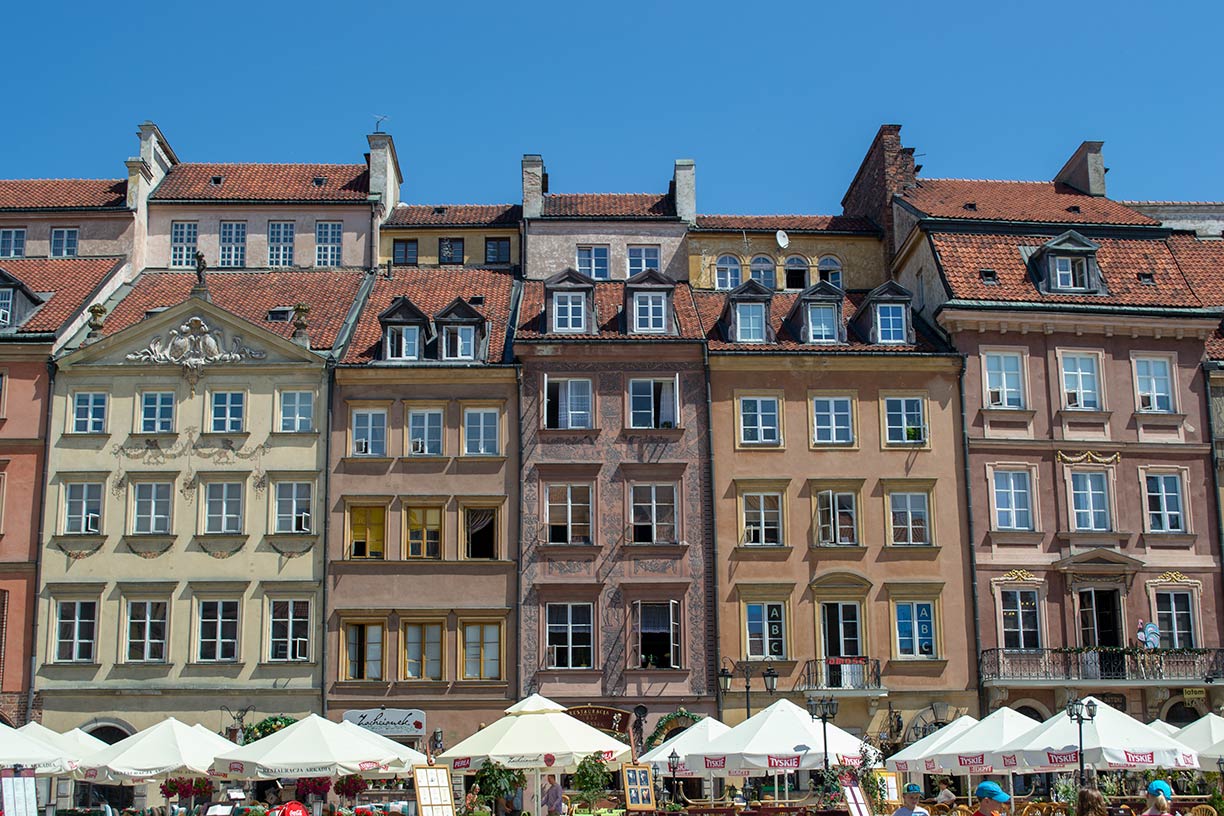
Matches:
[[1061, 352, 1101, 410], [884, 396, 926, 445], [633, 292, 667, 334], [204, 481, 244, 534], [140, 391, 175, 433], [132, 481, 172, 534], [71, 392, 107, 434], [55, 599, 97, 662], [812, 396, 853, 445], [552, 292, 586, 333], [385, 325, 420, 360], [443, 325, 476, 360], [894, 600, 937, 659], [210, 391, 245, 433], [735, 302, 766, 343], [64, 482, 103, 534], [126, 599, 168, 663], [407, 408, 443, 456], [749, 256, 776, 289], [716, 255, 742, 290], [219, 221, 247, 268], [268, 221, 295, 267], [889, 491, 930, 546], [875, 303, 907, 344], [817, 256, 843, 288], [628, 376, 679, 429], [1000, 588, 1042, 650], [1070, 470, 1111, 531], [1055, 256, 1089, 290], [738, 396, 780, 445], [269, 598, 311, 662], [992, 469, 1034, 531], [546, 602, 594, 669], [807, 303, 838, 343], [351, 409, 387, 457], [463, 408, 500, 456], [630, 483, 677, 544], [274, 481, 313, 533], [627, 245, 660, 276], [0, 228, 25, 259], [50, 228, 78, 258], [742, 492, 783, 547], [279, 391, 313, 432], [577, 245, 609, 279], [314, 221, 343, 267], [1134, 356, 1174, 413], [546, 483, 593, 545], [544, 376, 593, 430], [0, 288, 13, 327], [745, 601, 786, 660], [197, 599, 240, 662], [816, 489, 858, 546], [170, 222, 198, 268], [984, 351, 1026, 409], [1145, 472, 1185, 533], [635, 599, 682, 669]]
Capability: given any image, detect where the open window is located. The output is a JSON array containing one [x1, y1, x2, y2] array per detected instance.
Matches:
[[465, 506, 498, 559], [1029, 230, 1106, 295], [631, 600, 681, 669]]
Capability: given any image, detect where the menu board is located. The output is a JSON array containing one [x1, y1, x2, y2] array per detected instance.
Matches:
[[413, 765, 456, 816], [621, 765, 656, 812]]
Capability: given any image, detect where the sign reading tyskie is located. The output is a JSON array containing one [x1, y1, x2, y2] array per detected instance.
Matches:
[[767, 755, 800, 769]]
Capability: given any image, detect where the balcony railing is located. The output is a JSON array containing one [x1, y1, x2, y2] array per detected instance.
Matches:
[[794, 657, 883, 692], [980, 647, 1224, 684]]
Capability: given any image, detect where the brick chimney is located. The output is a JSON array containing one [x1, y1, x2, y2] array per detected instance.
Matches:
[[367, 132, 403, 210], [841, 124, 916, 258], [672, 159, 696, 225], [522, 154, 546, 218], [1054, 141, 1106, 197]]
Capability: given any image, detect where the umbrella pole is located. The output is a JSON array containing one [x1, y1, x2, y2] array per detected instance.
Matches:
[[535, 770, 541, 816]]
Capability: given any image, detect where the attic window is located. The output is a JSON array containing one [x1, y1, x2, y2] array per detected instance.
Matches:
[[210, 175, 224, 186], [267, 307, 294, 322], [962, 202, 977, 212], [1054, 256, 1089, 290], [143, 306, 170, 320], [979, 269, 999, 285], [0, 288, 14, 326], [1137, 271, 1156, 285], [312, 176, 327, 187], [1066, 205, 1082, 214], [433, 206, 447, 215], [468, 295, 485, 306]]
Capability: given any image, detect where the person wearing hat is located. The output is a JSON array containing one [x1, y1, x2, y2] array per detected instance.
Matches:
[[972, 781, 1010, 816], [892, 784, 930, 816], [1142, 780, 1173, 816]]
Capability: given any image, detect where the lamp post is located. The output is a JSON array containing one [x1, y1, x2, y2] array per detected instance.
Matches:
[[719, 659, 778, 719], [806, 696, 840, 771], [221, 705, 255, 745], [668, 749, 681, 805], [1065, 697, 1097, 786]]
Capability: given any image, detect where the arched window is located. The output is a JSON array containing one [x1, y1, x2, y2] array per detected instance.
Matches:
[[784, 256, 809, 290], [818, 256, 843, 289], [715, 255, 742, 290], [749, 256, 776, 289]]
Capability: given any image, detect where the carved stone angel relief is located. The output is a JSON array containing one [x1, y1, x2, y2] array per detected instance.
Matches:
[[125, 315, 266, 392]]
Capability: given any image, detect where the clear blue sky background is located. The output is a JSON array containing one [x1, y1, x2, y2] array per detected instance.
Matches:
[[3, 0, 1220, 214]]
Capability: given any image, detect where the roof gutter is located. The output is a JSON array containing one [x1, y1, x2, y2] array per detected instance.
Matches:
[[938, 300, 1224, 318]]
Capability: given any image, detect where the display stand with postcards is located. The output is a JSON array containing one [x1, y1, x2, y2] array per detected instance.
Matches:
[[414, 765, 457, 816], [621, 765, 656, 812]]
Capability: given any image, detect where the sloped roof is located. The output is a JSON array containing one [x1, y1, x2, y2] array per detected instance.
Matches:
[[151, 163, 370, 202], [385, 204, 521, 227], [900, 179, 1158, 226], [1166, 233, 1224, 357], [516, 280, 704, 341], [0, 179, 128, 210], [541, 193, 675, 219], [0, 257, 124, 334], [694, 214, 879, 233]]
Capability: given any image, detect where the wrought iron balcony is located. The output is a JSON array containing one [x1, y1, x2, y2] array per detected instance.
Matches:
[[980, 647, 1224, 685], [794, 657, 883, 692]]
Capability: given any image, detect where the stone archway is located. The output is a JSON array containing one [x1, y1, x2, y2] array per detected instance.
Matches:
[[1161, 698, 1201, 727]]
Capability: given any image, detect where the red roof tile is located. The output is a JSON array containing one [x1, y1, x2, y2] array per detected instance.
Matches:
[[900, 179, 1158, 226], [930, 232, 1201, 308], [151, 163, 370, 202], [102, 270, 365, 350], [0, 257, 124, 334], [385, 204, 521, 227], [0, 179, 127, 210], [694, 214, 879, 233], [542, 193, 674, 219], [516, 280, 705, 341], [1165, 234, 1224, 356], [343, 267, 516, 364]]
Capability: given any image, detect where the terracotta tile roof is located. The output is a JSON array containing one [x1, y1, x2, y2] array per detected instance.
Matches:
[[151, 163, 370, 202], [343, 267, 516, 364], [694, 214, 879, 233], [0, 179, 127, 210], [692, 290, 943, 353], [1165, 234, 1224, 357], [0, 257, 124, 335], [930, 232, 1201, 308], [102, 270, 366, 350], [385, 204, 521, 227], [900, 179, 1158, 226], [541, 193, 675, 219], [516, 280, 704, 341]]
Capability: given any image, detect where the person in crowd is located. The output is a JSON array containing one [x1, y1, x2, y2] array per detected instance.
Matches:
[[894, 783, 931, 816], [543, 775, 564, 816], [971, 781, 1010, 816], [1143, 781, 1174, 816], [1078, 787, 1109, 816], [934, 780, 958, 806]]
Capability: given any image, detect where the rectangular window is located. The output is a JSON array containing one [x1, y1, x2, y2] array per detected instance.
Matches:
[[1071, 471, 1110, 531], [633, 293, 667, 333], [349, 506, 386, 558], [56, 600, 96, 662], [210, 391, 245, 433], [140, 391, 175, 433], [407, 409, 443, 456], [464, 409, 499, 455], [204, 482, 243, 534], [895, 600, 936, 658], [1156, 591, 1195, 649], [884, 397, 926, 444], [268, 221, 295, 267], [386, 325, 420, 360], [439, 237, 464, 265], [547, 484, 592, 544], [270, 599, 310, 661], [545, 377, 592, 430], [72, 392, 107, 433], [275, 482, 313, 533], [171, 222, 198, 267], [393, 239, 418, 266], [1146, 473, 1184, 532], [406, 506, 442, 559], [315, 222, 343, 267], [133, 482, 172, 534], [1062, 353, 1101, 409], [821, 602, 862, 664], [219, 221, 247, 267], [65, 482, 103, 534], [628, 378, 678, 429], [993, 470, 1033, 531], [812, 397, 853, 445], [631, 484, 676, 544], [352, 409, 387, 457], [463, 621, 501, 679], [0, 228, 25, 258], [280, 391, 313, 432], [735, 302, 766, 342], [51, 228, 78, 258], [808, 304, 838, 343], [547, 603, 593, 669], [889, 492, 930, 545], [464, 507, 498, 559], [404, 622, 443, 680], [552, 293, 586, 333], [985, 352, 1025, 408], [742, 493, 782, 546], [1055, 256, 1089, 289], [1135, 357, 1173, 412], [1001, 588, 1041, 650], [577, 246, 609, 279], [198, 599, 239, 662], [746, 601, 786, 660], [344, 622, 383, 680], [816, 490, 857, 545], [636, 600, 680, 669], [875, 303, 907, 344], [0, 289, 13, 326], [627, 245, 660, 275], [485, 237, 511, 264], [126, 600, 167, 662], [739, 396, 780, 445], [444, 325, 476, 359]]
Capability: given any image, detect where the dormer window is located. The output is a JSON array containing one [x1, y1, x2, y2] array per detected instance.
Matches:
[[444, 325, 475, 360], [0, 288, 13, 327], [1055, 256, 1089, 290], [875, 303, 907, 344], [807, 303, 837, 344], [385, 325, 420, 361], [552, 292, 586, 333], [1032, 231, 1104, 295], [736, 302, 766, 343], [267, 307, 294, 322], [633, 292, 667, 334]]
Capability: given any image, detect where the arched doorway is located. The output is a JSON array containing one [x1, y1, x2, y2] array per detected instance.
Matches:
[[1164, 701, 1199, 728], [1014, 705, 1045, 721], [87, 725, 130, 745], [82, 725, 135, 809]]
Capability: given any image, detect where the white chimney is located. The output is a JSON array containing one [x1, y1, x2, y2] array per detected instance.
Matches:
[[673, 159, 696, 225], [1055, 141, 1107, 197], [367, 132, 402, 211], [522, 154, 546, 218]]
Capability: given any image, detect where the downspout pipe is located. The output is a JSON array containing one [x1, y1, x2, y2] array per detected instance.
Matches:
[[27, 358, 56, 723], [702, 343, 722, 719], [957, 353, 987, 716], [1201, 363, 1224, 623], [320, 361, 335, 717]]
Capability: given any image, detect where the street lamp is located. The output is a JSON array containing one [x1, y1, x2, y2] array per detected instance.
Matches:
[[1065, 697, 1097, 786], [431, 728, 445, 754], [668, 749, 681, 804], [719, 659, 778, 718], [806, 697, 840, 770], [221, 705, 255, 745]]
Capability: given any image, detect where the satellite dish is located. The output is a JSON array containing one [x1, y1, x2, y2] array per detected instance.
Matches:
[[776, 230, 790, 249]]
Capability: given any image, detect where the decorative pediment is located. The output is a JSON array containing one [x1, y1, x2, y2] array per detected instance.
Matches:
[[1040, 229, 1100, 255], [378, 295, 432, 327], [727, 278, 775, 300], [809, 570, 873, 592], [434, 297, 484, 323], [1053, 547, 1144, 574], [125, 315, 265, 391], [625, 268, 674, 290], [544, 268, 596, 291]]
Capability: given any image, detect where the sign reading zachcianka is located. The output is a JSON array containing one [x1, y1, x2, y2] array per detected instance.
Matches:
[[343, 708, 427, 737]]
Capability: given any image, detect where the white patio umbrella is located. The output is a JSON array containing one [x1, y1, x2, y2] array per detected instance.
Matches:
[[642, 717, 731, 776], [338, 721, 428, 770], [80, 717, 236, 782], [928, 707, 1041, 773], [0, 721, 69, 772], [212, 714, 405, 779], [997, 696, 1198, 772], [18, 722, 104, 776], [885, 715, 978, 773], [1175, 713, 1224, 759], [1148, 720, 1183, 738]]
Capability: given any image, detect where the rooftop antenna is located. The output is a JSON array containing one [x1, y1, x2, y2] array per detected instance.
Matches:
[[372, 114, 390, 132], [741, 229, 751, 255]]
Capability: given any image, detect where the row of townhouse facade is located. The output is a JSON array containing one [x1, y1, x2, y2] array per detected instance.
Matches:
[[1, 121, 1223, 756]]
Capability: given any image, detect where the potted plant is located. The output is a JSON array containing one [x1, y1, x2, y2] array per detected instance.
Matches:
[[570, 754, 611, 815], [905, 425, 922, 442], [335, 776, 368, 807], [471, 761, 525, 816], [296, 777, 333, 803]]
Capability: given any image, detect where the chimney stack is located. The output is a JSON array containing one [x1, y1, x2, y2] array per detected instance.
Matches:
[[522, 154, 546, 218], [672, 159, 696, 225], [367, 132, 403, 211], [841, 124, 917, 259], [1054, 141, 1106, 197]]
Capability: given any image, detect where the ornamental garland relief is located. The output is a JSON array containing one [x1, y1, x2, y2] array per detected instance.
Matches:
[[125, 316, 266, 392]]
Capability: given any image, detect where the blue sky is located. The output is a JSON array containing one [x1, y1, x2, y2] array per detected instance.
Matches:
[[3, 0, 1220, 214]]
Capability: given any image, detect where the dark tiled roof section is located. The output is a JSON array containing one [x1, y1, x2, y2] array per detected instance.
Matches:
[[516, 280, 705, 341], [542, 193, 675, 219], [343, 267, 516, 364], [692, 290, 941, 353], [1165, 234, 1224, 357], [385, 204, 521, 227], [0, 179, 127, 210], [151, 163, 370, 201], [900, 179, 1159, 226], [0, 257, 123, 334], [930, 232, 1201, 308], [694, 214, 880, 233], [102, 270, 366, 350]]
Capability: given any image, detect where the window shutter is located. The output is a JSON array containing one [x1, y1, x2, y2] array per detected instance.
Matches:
[[670, 599, 682, 669], [629, 600, 641, 668], [542, 374, 550, 429], [556, 379, 570, 429]]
